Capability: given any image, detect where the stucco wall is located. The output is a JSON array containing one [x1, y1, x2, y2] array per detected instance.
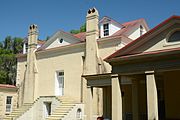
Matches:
[[98, 39, 123, 73], [16, 57, 27, 106], [36, 47, 85, 102], [0, 89, 17, 119]]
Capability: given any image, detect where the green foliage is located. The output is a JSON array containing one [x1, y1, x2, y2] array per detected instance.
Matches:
[[0, 36, 23, 85], [46, 36, 50, 41], [80, 23, 86, 32], [13, 37, 23, 54], [70, 23, 86, 34], [70, 29, 80, 34]]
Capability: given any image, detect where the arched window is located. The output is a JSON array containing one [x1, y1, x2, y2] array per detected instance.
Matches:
[[76, 108, 82, 119], [167, 31, 180, 42]]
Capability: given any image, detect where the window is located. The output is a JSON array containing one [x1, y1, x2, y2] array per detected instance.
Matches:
[[59, 38, 64, 43], [55, 71, 64, 96], [167, 31, 180, 42], [6, 96, 12, 113], [103, 23, 109, 36], [25, 42, 28, 53], [76, 108, 82, 120], [140, 25, 144, 36], [57, 71, 64, 86]]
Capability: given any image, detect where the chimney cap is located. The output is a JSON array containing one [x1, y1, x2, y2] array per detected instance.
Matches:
[[29, 24, 38, 30], [87, 7, 99, 16]]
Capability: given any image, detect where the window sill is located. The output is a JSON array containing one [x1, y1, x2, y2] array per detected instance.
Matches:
[[5, 112, 10, 115]]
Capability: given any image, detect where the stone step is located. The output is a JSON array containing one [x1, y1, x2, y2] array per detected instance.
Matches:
[[4, 103, 33, 120], [46, 98, 76, 120]]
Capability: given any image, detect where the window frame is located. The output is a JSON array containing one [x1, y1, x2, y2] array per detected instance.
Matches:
[[6, 96, 13, 113], [140, 25, 144, 36], [76, 108, 82, 120], [103, 23, 109, 36], [55, 70, 65, 96], [165, 29, 180, 46], [57, 71, 64, 89]]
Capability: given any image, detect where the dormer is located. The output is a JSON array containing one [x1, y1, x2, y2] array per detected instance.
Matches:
[[22, 38, 45, 54], [99, 16, 124, 38]]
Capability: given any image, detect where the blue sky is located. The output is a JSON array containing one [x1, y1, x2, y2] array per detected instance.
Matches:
[[0, 0, 179, 41]]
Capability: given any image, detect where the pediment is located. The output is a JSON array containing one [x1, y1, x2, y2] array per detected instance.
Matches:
[[41, 31, 81, 50], [107, 16, 180, 59], [131, 23, 180, 54]]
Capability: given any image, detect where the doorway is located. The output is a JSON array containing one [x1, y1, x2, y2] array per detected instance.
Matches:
[[55, 71, 64, 96]]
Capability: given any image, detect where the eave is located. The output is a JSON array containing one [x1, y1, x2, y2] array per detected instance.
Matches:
[[108, 47, 180, 65]]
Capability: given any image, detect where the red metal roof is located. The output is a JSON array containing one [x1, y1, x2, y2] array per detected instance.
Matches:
[[72, 18, 145, 41], [0, 84, 16, 89], [37, 40, 46, 45], [112, 18, 145, 36], [73, 32, 86, 41], [105, 15, 180, 61]]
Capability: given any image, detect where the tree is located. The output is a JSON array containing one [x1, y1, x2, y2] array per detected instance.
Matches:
[[0, 42, 3, 48], [0, 36, 23, 85], [70, 29, 80, 34], [4, 36, 12, 50], [46, 36, 50, 41], [80, 23, 86, 32], [70, 23, 86, 34], [12, 37, 23, 54]]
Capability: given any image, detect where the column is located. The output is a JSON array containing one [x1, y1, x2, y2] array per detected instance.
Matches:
[[87, 86, 93, 120], [146, 71, 159, 120], [112, 74, 122, 120], [132, 79, 139, 120]]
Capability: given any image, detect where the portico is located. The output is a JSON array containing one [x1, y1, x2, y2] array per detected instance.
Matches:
[[84, 15, 180, 120]]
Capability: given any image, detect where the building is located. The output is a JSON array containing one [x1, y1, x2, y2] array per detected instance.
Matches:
[[2, 8, 150, 120], [0, 84, 17, 119], [85, 15, 180, 120]]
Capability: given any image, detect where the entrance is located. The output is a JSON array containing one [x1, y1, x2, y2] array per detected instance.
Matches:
[[156, 70, 180, 120], [55, 71, 64, 96], [43, 102, 51, 118]]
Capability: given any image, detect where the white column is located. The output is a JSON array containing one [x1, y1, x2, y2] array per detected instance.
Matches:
[[132, 79, 139, 120], [112, 74, 122, 120], [146, 71, 159, 120], [87, 86, 93, 120]]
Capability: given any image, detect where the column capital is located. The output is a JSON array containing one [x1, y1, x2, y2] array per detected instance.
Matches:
[[87, 86, 92, 88], [145, 70, 155, 74], [111, 74, 118, 78]]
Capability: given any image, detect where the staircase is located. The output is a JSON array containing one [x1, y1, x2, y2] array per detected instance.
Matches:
[[4, 103, 33, 120], [46, 97, 76, 120]]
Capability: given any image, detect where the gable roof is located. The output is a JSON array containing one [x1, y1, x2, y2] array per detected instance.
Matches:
[[112, 18, 148, 36], [38, 30, 82, 50], [99, 16, 124, 28], [73, 17, 147, 41], [36, 16, 148, 51], [105, 15, 180, 62], [73, 32, 86, 41], [72, 17, 148, 41]]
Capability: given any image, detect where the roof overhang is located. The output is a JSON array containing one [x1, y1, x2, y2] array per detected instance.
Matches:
[[108, 47, 180, 65]]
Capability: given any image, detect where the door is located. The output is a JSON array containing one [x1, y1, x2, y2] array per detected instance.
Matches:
[[43, 102, 51, 118], [55, 71, 64, 96]]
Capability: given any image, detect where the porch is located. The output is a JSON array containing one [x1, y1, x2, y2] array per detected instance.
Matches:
[[84, 69, 180, 120]]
